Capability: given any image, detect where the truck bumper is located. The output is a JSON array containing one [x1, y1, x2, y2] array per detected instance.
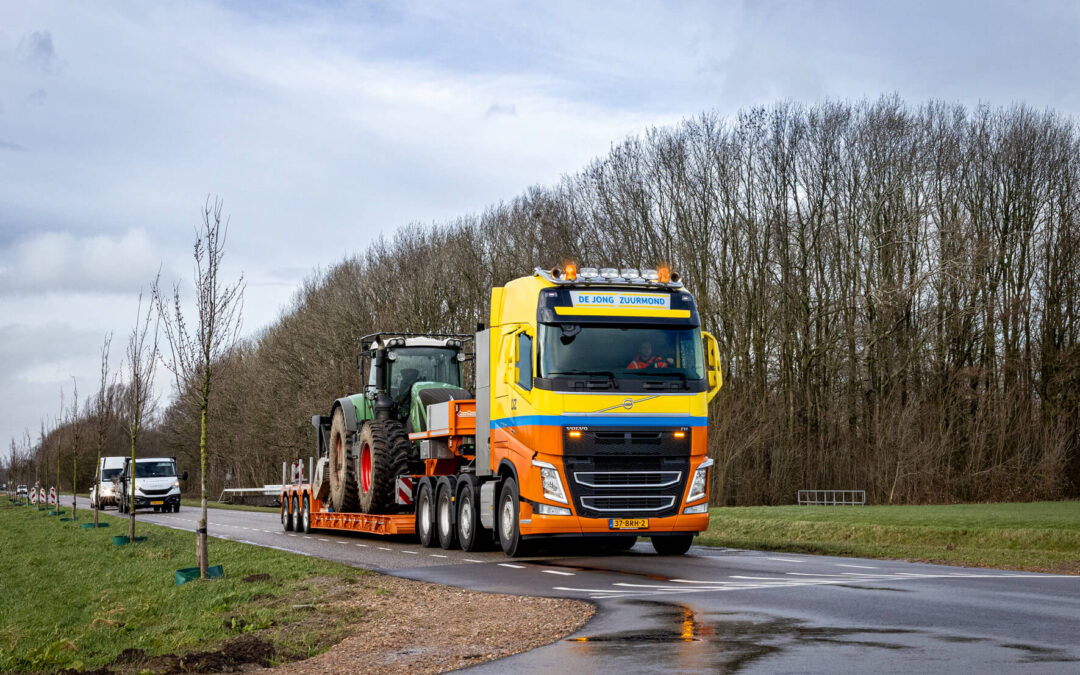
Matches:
[[520, 508, 709, 537]]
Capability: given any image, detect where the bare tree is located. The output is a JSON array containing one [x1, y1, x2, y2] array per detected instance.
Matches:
[[93, 333, 115, 527], [155, 196, 245, 579], [125, 291, 159, 541], [69, 377, 80, 520]]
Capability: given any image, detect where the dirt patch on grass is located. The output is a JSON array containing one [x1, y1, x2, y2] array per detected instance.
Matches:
[[259, 575, 594, 674], [69, 574, 592, 674]]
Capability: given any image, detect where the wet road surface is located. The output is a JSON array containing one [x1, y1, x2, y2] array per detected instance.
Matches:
[[71, 496, 1080, 672]]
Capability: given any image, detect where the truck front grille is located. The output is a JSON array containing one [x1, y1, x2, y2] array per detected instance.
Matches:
[[573, 471, 681, 488], [579, 496, 677, 512]]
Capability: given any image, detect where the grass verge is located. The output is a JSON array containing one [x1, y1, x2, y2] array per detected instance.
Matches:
[[179, 498, 277, 513], [0, 504, 371, 672], [698, 501, 1080, 574]]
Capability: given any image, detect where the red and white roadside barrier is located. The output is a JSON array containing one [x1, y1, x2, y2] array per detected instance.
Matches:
[[48, 487, 56, 505]]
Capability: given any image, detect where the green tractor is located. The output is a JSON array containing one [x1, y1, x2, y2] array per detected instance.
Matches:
[[322, 333, 471, 514]]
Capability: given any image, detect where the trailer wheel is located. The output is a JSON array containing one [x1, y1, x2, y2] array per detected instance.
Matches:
[[291, 495, 300, 533], [651, 534, 694, 556], [498, 477, 528, 557], [281, 495, 292, 531], [436, 481, 458, 550], [356, 420, 411, 514], [457, 481, 481, 552], [328, 408, 360, 513], [416, 481, 437, 547], [301, 494, 311, 533]]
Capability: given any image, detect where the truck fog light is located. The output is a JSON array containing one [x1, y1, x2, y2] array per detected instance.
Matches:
[[684, 503, 708, 515], [536, 503, 571, 516]]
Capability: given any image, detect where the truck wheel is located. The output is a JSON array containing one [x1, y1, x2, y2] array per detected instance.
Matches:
[[291, 495, 300, 532], [498, 477, 528, 557], [416, 482, 437, 547], [301, 494, 311, 533], [457, 481, 481, 552], [328, 408, 360, 513], [436, 481, 458, 550], [281, 496, 292, 531], [651, 534, 694, 556], [356, 420, 411, 514]]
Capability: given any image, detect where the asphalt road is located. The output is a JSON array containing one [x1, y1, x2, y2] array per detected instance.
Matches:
[[71, 496, 1080, 673]]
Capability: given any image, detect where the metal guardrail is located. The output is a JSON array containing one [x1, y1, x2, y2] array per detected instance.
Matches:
[[797, 489, 866, 506]]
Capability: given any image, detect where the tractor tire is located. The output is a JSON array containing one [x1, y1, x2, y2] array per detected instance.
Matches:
[[328, 407, 360, 513], [356, 420, 412, 514]]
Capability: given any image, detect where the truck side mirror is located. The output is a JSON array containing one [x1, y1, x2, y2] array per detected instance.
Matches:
[[182, 470, 189, 481], [702, 331, 723, 402]]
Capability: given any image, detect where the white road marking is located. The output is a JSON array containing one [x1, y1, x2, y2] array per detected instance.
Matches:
[[464, 558, 485, 563], [317, 538, 330, 542], [543, 570, 575, 576], [401, 550, 418, 555], [786, 572, 848, 577], [836, 564, 878, 569], [355, 543, 367, 547], [767, 557, 804, 562], [336, 541, 347, 545], [498, 563, 526, 569], [378, 547, 392, 551], [431, 554, 449, 558]]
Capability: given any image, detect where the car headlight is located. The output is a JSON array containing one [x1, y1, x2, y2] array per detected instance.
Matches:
[[686, 458, 713, 503], [532, 459, 568, 504], [173, 481, 181, 488]]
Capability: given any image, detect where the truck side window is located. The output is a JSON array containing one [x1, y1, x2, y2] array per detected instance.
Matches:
[[517, 333, 533, 390]]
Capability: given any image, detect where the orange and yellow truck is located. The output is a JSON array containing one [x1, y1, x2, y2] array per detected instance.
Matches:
[[281, 265, 722, 556]]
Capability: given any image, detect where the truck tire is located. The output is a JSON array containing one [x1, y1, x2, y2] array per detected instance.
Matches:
[[416, 481, 437, 547], [291, 495, 300, 532], [356, 420, 411, 514], [328, 408, 360, 513], [436, 480, 458, 550], [498, 477, 529, 557], [456, 480, 481, 552], [651, 534, 694, 556], [300, 494, 311, 533], [281, 495, 292, 531]]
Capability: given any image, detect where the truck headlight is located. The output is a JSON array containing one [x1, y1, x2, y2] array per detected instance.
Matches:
[[686, 458, 713, 503], [532, 459, 568, 504], [536, 503, 571, 516], [173, 481, 181, 488]]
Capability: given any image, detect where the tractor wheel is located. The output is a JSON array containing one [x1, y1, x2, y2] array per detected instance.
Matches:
[[328, 407, 360, 513], [356, 420, 412, 514]]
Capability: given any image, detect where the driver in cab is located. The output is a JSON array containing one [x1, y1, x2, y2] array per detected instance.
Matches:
[[627, 341, 674, 369]]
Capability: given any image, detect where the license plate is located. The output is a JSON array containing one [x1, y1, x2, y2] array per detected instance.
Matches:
[[609, 518, 648, 529], [150, 500, 164, 505]]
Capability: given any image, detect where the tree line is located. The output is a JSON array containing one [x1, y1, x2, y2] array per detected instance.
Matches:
[[5, 97, 1078, 505]]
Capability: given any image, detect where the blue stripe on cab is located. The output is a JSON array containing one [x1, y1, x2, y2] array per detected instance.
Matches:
[[490, 415, 707, 429]]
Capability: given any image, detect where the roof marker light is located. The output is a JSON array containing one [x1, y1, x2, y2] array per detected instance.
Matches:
[[564, 263, 578, 281]]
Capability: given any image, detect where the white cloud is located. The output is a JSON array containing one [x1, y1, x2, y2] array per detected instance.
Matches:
[[0, 229, 165, 295]]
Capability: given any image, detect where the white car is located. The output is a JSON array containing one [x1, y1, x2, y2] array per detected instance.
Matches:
[[16, 484, 28, 497]]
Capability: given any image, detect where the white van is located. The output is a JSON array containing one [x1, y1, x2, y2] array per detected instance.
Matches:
[[116, 457, 187, 513], [90, 456, 126, 509]]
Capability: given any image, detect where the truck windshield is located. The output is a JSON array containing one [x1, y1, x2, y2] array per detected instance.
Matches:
[[102, 468, 121, 481], [539, 325, 705, 381], [389, 347, 461, 399], [134, 461, 177, 478]]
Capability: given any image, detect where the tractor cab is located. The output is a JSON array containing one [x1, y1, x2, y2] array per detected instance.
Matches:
[[358, 333, 471, 431]]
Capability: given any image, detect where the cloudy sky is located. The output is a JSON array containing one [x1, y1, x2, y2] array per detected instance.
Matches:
[[2, 0, 1078, 455]]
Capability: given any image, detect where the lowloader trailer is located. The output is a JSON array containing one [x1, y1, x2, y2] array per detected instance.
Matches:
[[281, 265, 722, 556]]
